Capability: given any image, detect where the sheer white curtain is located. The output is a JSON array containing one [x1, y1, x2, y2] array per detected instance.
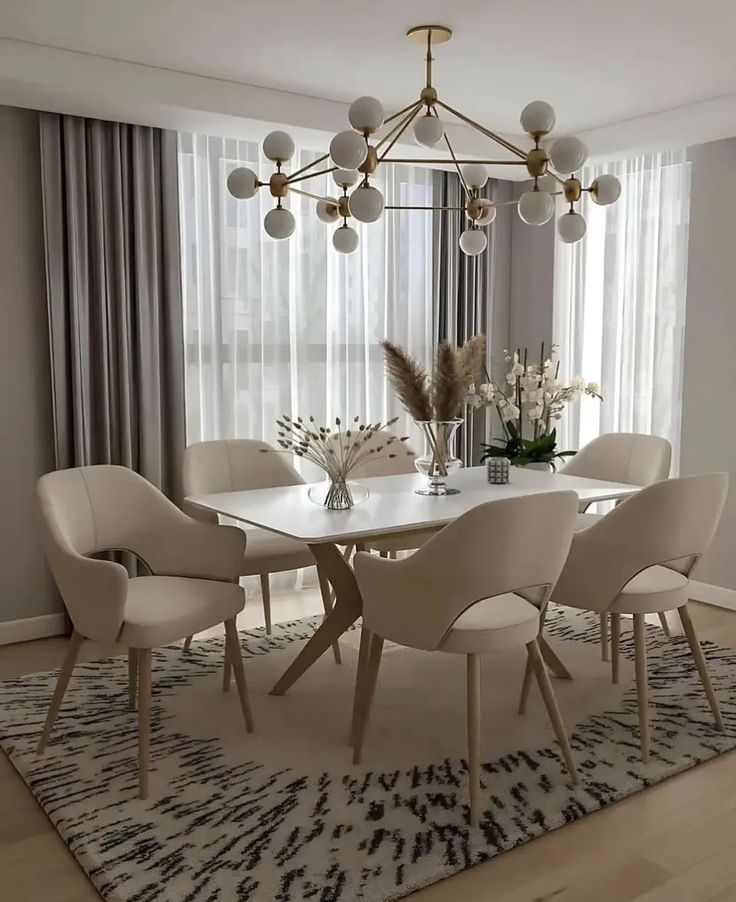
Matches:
[[553, 150, 691, 471], [177, 132, 434, 463]]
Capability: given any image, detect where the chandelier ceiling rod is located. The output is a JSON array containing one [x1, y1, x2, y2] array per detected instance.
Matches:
[[227, 23, 623, 256]]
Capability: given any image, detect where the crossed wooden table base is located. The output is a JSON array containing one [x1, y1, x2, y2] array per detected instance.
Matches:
[[269, 540, 572, 699]]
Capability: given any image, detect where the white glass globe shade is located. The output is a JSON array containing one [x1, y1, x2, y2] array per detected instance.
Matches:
[[591, 173, 622, 206], [348, 185, 384, 223], [477, 201, 497, 226], [264, 207, 295, 240], [557, 211, 587, 244], [332, 169, 359, 188], [462, 163, 488, 189], [330, 130, 368, 170], [459, 228, 488, 257], [316, 197, 340, 223], [520, 100, 556, 136], [348, 96, 384, 133], [413, 115, 445, 148], [227, 167, 259, 199], [518, 190, 555, 225], [263, 130, 295, 163], [549, 136, 588, 174], [333, 224, 359, 254]]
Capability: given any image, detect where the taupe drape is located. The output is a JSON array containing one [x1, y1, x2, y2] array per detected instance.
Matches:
[[432, 172, 500, 465], [39, 114, 185, 501]]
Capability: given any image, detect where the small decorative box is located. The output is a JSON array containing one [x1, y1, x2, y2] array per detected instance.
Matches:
[[486, 457, 510, 484]]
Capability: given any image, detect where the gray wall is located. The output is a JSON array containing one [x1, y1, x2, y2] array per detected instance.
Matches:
[[0, 105, 60, 622], [508, 181, 555, 355], [680, 138, 736, 589]]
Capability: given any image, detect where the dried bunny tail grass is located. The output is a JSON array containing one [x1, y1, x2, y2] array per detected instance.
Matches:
[[456, 334, 486, 389], [431, 341, 465, 421], [382, 340, 432, 421]]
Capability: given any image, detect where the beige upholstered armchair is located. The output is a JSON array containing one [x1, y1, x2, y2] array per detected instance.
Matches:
[[539, 472, 728, 762], [182, 439, 340, 664], [37, 465, 252, 799], [560, 432, 672, 652], [353, 491, 580, 828]]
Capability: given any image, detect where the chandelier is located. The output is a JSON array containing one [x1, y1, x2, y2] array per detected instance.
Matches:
[[226, 25, 622, 256]]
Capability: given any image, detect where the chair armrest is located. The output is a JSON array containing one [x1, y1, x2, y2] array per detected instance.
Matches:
[[45, 543, 129, 642], [139, 514, 246, 582]]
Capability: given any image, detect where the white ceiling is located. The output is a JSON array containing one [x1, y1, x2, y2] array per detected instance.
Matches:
[[2, 0, 736, 158]]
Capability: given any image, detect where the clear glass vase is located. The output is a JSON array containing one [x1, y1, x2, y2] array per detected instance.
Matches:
[[307, 477, 369, 510], [414, 419, 463, 496]]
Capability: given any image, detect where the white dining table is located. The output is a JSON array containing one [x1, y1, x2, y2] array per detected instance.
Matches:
[[187, 465, 638, 697]]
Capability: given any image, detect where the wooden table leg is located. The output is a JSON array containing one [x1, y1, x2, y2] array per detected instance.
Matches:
[[270, 542, 363, 696], [538, 635, 573, 681]]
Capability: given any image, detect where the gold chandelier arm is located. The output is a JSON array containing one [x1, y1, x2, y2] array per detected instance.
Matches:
[[440, 126, 471, 201], [287, 152, 331, 182], [377, 103, 423, 158], [384, 205, 465, 211], [435, 99, 528, 161], [382, 99, 426, 130], [287, 165, 338, 185], [288, 185, 332, 204], [381, 158, 527, 166]]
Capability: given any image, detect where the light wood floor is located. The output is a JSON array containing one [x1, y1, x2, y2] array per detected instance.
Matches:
[[2, 596, 736, 902]]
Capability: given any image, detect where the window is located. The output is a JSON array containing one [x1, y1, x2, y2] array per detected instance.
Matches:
[[553, 150, 691, 471], [177, 132, 434, 454]]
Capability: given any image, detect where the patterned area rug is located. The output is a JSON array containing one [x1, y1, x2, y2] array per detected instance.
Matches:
[[1, 608, 735, 902]]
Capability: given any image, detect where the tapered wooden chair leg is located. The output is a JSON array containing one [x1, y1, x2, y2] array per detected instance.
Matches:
[[678, 605, 724, 731], [658, 612, 672, 638], [352, 634, 384, 765], [37, 632, 83, 754], [527, 640, 578, 783], [260, 573, 272, 635], [225, 618, 254, 733], [351, 625, 372, 744], [633, 614, 650, 762], [222, 655, 232, 692], [600, 613, 610, 661], [610, 612, 621, 685], [466, 653, 482, 828], [317, 569, 342, 664], [128, 648, 139, 711], [518, 656, 534, 715], [137, 648, 152, 800], [183, 635, 193, 652]]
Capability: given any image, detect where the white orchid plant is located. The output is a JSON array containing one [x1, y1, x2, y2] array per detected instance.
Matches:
[[467, 344, 602, 468]]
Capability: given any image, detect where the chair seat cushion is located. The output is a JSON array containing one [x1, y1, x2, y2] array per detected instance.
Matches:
[[365, 528, 438, 555], [241, 527, 314, 575], [611, 565, 689, 615], [119, 576, 245, 648], [440, 592, 540, 654]]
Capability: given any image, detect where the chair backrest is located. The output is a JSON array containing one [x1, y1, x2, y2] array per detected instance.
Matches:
[[354, 491, 578, 650], [326, 429, 417, 479], [183, 439, 303, 521], [39, 465, 187, 559], [552, 472, 729, 612], [561, 432, 672, 486], [37, 466, 182, 641]]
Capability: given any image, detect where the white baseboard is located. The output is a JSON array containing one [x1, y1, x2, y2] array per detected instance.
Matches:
[[689, 580, 736, 611], [0, 612, 67, 646]]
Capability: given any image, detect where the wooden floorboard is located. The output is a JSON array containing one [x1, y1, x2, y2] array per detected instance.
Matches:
[[2, 601, 736, 901]]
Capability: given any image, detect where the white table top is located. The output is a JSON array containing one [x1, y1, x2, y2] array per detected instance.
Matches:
[[187, 466, 638, 544]]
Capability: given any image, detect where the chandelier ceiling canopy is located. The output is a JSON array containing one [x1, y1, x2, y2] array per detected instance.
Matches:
[[227, 25, 622, 256]]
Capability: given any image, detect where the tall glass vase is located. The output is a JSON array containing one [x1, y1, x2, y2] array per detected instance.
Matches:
[[414, 419, 463, 496]]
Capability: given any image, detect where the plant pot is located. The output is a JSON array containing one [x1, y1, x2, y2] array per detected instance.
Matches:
[[513, 461, 553, 472], [414, 419, 463, 496]]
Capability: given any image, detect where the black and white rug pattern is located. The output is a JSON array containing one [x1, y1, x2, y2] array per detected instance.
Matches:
[[1, 608, 736, 902]]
